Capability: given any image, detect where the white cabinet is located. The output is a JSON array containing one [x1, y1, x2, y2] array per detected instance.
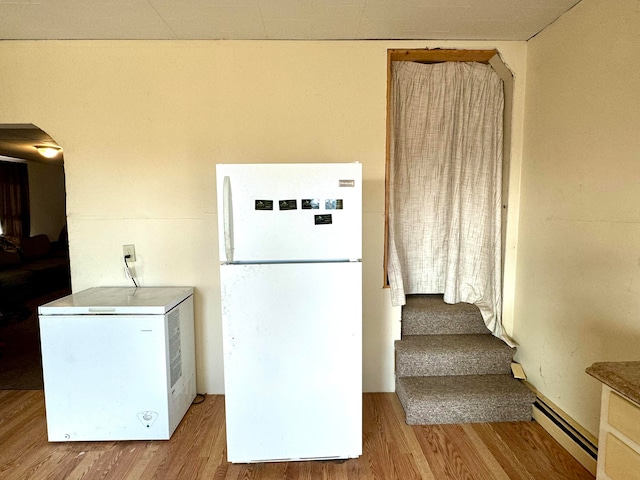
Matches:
[[596, 385, 640, 480]]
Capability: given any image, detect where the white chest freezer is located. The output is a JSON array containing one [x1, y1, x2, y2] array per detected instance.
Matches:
[[38, 287, 196, 442]]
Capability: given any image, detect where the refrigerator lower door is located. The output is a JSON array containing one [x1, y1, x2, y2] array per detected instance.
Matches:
[[220, 261, 362, 463]]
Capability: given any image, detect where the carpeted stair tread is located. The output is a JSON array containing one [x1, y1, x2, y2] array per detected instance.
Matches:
[[396, 374, 536, 425], [402, 295, 489, 336], [395, 294, 532, 425], [395, 334, 514, 377]]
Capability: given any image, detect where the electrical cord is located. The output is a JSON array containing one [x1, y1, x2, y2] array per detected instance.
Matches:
[[123, 255, 138, 287]]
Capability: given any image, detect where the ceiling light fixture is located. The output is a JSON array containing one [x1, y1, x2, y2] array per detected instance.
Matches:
[[36, 145, 62, 158]]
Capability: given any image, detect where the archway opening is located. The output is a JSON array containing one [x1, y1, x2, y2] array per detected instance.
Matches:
[[0, 123, 69, 390]]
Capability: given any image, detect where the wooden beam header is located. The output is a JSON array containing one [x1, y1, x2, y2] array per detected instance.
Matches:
[[388, 49, 498, 64]]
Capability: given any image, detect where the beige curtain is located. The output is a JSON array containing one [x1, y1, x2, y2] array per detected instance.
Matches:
[[387, 61, 511, 344]]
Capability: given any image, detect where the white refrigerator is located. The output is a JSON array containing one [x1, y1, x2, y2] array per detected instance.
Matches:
[[217, 162, 362, 463], [38, 287, 196, 441]]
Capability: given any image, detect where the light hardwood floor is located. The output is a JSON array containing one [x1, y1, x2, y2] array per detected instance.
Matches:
[[0, 391, 594, 480]]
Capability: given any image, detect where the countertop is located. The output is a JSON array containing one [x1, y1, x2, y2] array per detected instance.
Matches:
[[586, 361, 640, 405]]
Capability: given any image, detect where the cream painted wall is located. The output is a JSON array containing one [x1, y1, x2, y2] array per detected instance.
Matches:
[[0, 40, 526, 394], [517, 0, 640, 436], [28, 161, 66, 241]]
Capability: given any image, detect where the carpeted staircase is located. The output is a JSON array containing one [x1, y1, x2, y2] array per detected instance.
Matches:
[[395, 294, 535, 424]]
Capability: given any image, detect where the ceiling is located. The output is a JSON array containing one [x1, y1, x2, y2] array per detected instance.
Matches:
[[0, 0, 581, 42], [0, 125, 64, 165], [0, 1, 582, 165]]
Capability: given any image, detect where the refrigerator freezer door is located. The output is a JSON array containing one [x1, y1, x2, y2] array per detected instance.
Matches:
[[220, 261, 362, 462], [216, 163, 362, 263]]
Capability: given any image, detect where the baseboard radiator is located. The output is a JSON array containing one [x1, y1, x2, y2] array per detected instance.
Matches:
[[528, 384, 598, 475]]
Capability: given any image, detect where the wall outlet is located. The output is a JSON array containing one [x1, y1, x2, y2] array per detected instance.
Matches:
[[123, 244, 136, 262]]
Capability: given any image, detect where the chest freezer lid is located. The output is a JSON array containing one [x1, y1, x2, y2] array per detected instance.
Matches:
[[38, 286, 194, 315]]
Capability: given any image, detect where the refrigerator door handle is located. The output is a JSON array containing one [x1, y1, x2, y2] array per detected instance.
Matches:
[[223, 175, 234, 263]]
